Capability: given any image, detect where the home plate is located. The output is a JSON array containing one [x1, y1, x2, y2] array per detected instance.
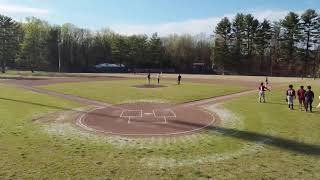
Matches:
[[144, 112, 153, 115]]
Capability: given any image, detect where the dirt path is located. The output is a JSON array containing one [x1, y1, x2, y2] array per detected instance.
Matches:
[[9, 84, 110, 107], [181, 90, 256, 107]]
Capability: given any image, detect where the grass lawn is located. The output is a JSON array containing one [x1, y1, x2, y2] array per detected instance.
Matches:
[[217, 81, 320, 179], [38, 79, 247, 104], [0, 84, 80, 178], [1, 70, 65, 77], [1, 80, 319, 179]]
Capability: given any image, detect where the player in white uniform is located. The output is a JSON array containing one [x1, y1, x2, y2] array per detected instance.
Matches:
[[258, 82, 270, 103]]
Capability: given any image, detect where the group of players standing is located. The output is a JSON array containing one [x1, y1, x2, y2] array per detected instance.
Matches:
[[147, 73, 182, 85], [286, 85, 316, 112], [258, 77, 319, 112]]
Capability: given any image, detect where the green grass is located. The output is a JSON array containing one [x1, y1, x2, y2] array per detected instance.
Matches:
[[39, 79, 247, 104], [1, 80, 320, 179], [216, 82, 320, 179], [1, 70, 68, 77], [0, 84, 81, 178]]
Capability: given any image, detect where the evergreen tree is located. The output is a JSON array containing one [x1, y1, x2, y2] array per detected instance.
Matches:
[[19, 17, 50, 73], [213, 17, 232, 73], [256, 19, 272, 73], [243, 14, 259, 73], [0, 15, 20, 73], [300, 9, 319, 77], [280, 12, 301, 74], [148, 33, 164, 68], [231, 13, 246, 71], [232, 13, 246, 53]]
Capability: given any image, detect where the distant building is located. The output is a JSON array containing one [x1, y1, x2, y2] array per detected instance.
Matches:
[[192, 62, 205, 73], [93, 63, 127, 73]]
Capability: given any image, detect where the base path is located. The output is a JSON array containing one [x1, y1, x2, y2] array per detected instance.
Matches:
[[182, 90, 257, 107]]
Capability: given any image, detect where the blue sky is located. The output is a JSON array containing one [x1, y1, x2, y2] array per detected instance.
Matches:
[[0, 0, 319, 35]]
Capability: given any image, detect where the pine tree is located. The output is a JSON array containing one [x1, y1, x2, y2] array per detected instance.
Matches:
[[232, 14, 245, 57], [148, 33, 164, 68], [243, 14, 259, 73], [213, 17, 232, 73], [19, 17, 50, 73], [300, 9, 319, 77], [280, 12, 301, 75], [256, 19, 272, 73], [0, 15, 20, 73]]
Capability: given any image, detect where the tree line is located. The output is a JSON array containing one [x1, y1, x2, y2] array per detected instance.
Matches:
[[0, 16, 211, 74], [214, 9, 320, 77], [0, 9, 320, 76]]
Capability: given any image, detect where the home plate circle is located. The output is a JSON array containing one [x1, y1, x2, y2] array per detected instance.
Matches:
[[77, 102, 216, 137]]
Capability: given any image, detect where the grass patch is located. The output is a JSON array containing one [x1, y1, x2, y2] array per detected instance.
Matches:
[[0, 84, 82, 178], [39, 79, 247, 104], [215, 81, 320, 179], [224, 82, 320, 145], [1, 70, 70, 77]]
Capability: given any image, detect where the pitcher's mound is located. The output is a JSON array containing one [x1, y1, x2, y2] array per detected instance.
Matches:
[[77, 102, 215, 137], [132, 84, 167, 88]]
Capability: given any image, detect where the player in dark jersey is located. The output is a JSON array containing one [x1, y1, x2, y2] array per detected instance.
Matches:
[[147, 73, 151, 85], [177, 74, 182, 85], [265, 77, 269, 85], [157, 72, 161, 84], [305, 86, 315, 112], [297, 86, 306, 111], [286, 85, 296, 110]]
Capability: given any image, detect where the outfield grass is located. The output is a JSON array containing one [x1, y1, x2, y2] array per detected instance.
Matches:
[[1, 80, 320, 179], [39, 79, 247, 104]]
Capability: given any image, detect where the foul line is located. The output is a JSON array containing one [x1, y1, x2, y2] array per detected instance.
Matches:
[[76, 106, 108, 133]]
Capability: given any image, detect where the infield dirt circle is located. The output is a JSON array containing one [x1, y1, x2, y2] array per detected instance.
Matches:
[[131, 84, 167, 88], [77, 102, 215, 136]]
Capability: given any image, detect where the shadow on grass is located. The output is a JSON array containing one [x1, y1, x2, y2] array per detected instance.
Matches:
[[0, 97, 118, 120], [166, 119, 320, 156], [265, 102, 288, 106], [266, 102, 319, 113]]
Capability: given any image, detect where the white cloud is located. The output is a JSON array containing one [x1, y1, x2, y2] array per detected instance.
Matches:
[[0, 4, 49, 15], [113, 17, 222, 36], [112, 10, 292, 36]]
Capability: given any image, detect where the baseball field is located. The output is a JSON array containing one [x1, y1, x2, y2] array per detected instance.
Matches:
[[0, 72, 319, 179]]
